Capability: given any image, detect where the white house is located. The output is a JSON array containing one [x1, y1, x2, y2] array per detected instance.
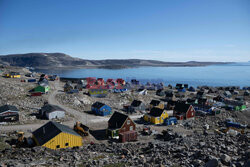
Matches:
[[40, 104, 65, 120]]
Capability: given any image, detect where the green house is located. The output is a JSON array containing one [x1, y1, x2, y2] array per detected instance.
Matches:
[[235, 105, 246, 111], [34, 85, 50, 93]]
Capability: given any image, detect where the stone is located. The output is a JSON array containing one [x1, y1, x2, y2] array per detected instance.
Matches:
[[221, 154, 231, 165], [205, 159, 219, 167]]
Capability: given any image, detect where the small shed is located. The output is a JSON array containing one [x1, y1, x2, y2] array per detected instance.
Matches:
[[32, 121, 82, 149], [0, 105, 19, 122], [39, 104, 65, 120], [91, 102, 112, 116], [164, 117, 177, 126]]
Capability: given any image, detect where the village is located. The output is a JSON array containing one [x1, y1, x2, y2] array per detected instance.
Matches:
[[0, 65, 249, 167]]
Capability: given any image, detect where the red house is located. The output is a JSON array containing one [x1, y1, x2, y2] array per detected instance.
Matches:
[[86, 77, 96, 85], [97, 78, 105, 85], [116, 78, 125, 85], [174, 103, 195, 120]]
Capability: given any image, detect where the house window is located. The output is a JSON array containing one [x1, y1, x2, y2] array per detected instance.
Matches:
[[65, 143, 69, 146], [157, 118, 160, 121], [56, 145, 60, 148], [130, 126, 133, 131], [191, 112, 194, 116], [127, 120, 130, 125]]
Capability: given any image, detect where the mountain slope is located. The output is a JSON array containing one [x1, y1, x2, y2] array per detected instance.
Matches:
[[0, 52, 229, 69]]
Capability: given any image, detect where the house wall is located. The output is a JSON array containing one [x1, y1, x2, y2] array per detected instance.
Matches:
[[0, 112, 19, 122], [186, 106, 195, 119], [41, 132, 82, 150], [119, 118, 136, 134], [149, 103, 164, 110], [46, 111, 65, 120]]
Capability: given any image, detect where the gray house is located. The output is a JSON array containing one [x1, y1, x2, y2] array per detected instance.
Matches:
[[0, 105, 19, 122], [39, 104, 65, 120], [130, 100, 146, 112]]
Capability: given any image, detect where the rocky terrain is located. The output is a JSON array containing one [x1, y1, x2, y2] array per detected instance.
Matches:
[[0, 53, 230, 69], [0, 129, 249, 167], [0, 65, 249, 167]]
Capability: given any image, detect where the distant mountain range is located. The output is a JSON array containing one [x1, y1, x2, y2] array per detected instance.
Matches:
[[0, 53, 230, 69]]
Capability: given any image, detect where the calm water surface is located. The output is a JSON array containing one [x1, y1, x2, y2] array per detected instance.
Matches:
[[36, 63, 250, 87]]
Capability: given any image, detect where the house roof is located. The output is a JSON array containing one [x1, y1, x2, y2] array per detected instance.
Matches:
[[108, 112, 128, 129], [10, 72, 20, 75], [41, 104, 65, 113], [150, 100, 161, 106], [92, 102, 105, 109], [32, 121, 80, 146], [149, 107, 164, 117], [0, 105, 18, 113], [174, 103, 191, 114], [131, 100, 142, 107]]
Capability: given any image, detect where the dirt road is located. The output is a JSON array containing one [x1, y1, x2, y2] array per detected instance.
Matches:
[[0, 80, 143, 132]]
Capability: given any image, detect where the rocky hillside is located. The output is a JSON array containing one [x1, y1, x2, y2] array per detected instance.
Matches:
[[0, 53, 229, 69]]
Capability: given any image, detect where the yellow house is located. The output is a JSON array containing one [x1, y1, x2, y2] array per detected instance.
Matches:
[[32, 121, 82, 150], [144, 107, 169, 124], [5, 72, 21, 78], [149, 100, 164, 110]]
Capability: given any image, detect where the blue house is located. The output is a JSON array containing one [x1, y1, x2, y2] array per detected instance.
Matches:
[[91, 102, 112, 116], [164, 117, 178, 126], [178, 88, 186, 92]]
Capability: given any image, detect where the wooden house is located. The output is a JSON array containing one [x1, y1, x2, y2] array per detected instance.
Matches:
[[64, 81, 73, 92], [130, 100, 146, 112], [39, 104, 65, 120], [174, 103, 195, 120], [34, 85, 50, 93], [156, 89, 165, 97], [106, 112, 136, 140], [38, 78, 49, 87], [88, 89, 108, 98], [131, 79, 139, 85], [149, 100, 164, 110], [49, 75, 59, 81], [5, 72, 20, 78], [224, 99, 246, 111], [39, 74, 49, 81], [91, 102, 112, 116], [32, 121, 82, 149], [86, 77, 96, 85], [224, 91, 232, 98], [165, 100, 176, 110], [0, 105, 19, 122], [196, 91, 205, 99], [143, 107, 169, 124], [188, 86, 196, 92], [116, 78, 126, 85], [176, 83, 187, 90], [165, 90, 176, 101], [97, 78, 105, 85], [244, 90, 250, 96]]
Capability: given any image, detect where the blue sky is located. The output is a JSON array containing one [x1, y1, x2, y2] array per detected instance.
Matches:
[[0, 0, 249, 62]]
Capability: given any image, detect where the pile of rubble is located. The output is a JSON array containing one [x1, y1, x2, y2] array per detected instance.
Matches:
[[0, 131, 249, 167]]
